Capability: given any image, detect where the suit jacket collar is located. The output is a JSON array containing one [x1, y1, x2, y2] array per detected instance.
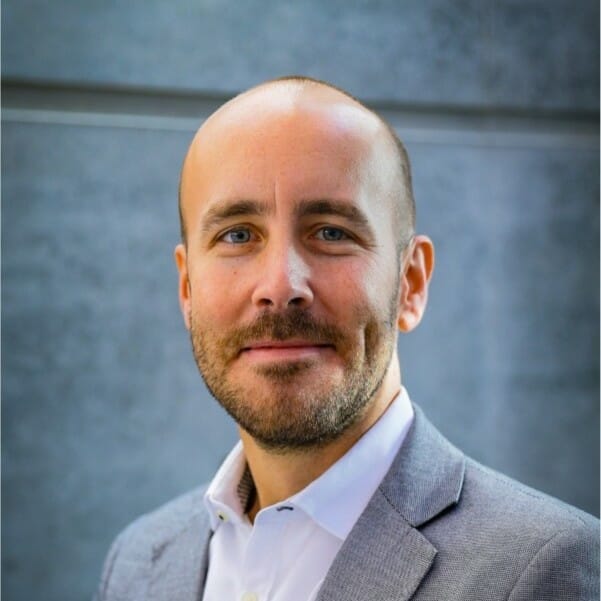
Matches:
[[380, 403, 465, 527], [145, 404, 465, 601], [316, 404, 465, 601]]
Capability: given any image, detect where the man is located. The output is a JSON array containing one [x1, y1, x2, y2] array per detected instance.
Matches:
[[96, 77, 599, 601]]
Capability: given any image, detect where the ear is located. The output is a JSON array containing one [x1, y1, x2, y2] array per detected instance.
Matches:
[[174, 243, 191, 331], [397, 235, 435, 333]]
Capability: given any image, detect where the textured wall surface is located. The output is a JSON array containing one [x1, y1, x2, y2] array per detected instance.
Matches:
[[3, 0, 599, 110], [2, 2, 599, 600]]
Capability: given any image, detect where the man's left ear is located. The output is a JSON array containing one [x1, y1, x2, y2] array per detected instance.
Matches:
[[397, 235, 435, 333]]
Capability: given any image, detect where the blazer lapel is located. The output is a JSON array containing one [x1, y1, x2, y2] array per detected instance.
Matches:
[[316, 490, 437, 601], [317, 404, 465, 601], [146, 508, 212, 601]]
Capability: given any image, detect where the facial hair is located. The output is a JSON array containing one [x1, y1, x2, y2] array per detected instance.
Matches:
[[189, 297, 398, 453]]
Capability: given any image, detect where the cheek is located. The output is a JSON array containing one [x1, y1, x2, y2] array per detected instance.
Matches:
[[341, 265, 399, 338], [191, 263, 248, 322], [316, 262, 382, 323], [345, 259, 392, 305]]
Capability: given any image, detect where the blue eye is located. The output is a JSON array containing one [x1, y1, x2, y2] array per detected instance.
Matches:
[[316, 227, 348, 242], [222, 228, 252, 244]]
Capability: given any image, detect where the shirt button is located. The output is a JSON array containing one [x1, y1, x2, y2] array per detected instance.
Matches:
[[217, 510, 228, 522], [241, 593, 258, 601]]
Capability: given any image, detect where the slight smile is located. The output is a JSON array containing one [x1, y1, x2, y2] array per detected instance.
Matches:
[[240, 340, 335, 362]]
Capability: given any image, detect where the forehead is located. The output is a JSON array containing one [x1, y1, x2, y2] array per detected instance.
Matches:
[[181, 86, 396, 224]]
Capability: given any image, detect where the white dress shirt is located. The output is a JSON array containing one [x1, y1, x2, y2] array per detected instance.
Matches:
[[202, 387, 414, 601]]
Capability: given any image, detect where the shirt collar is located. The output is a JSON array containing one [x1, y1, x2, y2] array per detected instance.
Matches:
[[289, 387, 413, 539], [204, 387, 414, 539], [204, 441, 249, 530]]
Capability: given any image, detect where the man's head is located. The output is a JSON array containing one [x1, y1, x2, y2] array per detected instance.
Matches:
[[179, 76, 416, 253], [175, 76, 433, 452]]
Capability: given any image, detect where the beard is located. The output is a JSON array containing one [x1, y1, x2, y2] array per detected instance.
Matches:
[[189, 296, 398, 453]]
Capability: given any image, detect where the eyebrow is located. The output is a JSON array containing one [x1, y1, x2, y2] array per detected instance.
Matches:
[[199, 197, 373, 235], [200, 200, 270, 233], [294, 199, 371, 231]]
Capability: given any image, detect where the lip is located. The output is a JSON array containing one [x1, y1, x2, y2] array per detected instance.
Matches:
[[240, 340, 334, 361], [243, 339, 331, 350]]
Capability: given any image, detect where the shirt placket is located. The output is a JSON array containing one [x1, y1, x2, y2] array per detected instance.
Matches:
[[240, 508, 291, 601]]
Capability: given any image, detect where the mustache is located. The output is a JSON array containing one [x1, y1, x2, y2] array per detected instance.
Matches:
[[222, 309, 347, 356]]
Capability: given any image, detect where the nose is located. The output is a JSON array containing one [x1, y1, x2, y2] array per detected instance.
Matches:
[[251, 242, 314, 310]]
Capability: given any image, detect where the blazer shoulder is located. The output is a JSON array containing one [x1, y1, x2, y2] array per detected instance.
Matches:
[[415, 455, 598, 600], [137, 485, 209, 541], [464, 458, 599, 534], [117, 485, 209, 555], [95, 486, 210, 601]]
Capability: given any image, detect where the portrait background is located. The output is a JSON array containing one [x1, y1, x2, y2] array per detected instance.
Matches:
[[2, 2, 599, 600]]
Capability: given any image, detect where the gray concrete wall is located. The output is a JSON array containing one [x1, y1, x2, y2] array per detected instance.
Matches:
[[2, 2, 598, 600]]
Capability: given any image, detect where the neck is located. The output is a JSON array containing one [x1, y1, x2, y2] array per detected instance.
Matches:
[[240, 355, 401, 523]]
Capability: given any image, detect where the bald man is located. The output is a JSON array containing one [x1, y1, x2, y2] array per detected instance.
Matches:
[[95, 77, 599, 601]]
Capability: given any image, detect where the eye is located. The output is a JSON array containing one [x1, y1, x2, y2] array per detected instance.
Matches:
[[314, 226, 349, 242], [220, 228, 253, 244]]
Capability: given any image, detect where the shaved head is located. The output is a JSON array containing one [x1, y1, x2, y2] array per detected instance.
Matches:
[[178, 76, 416, 253], [174, 75, 434, 454]]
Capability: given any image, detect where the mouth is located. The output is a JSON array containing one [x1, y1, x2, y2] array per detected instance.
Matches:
[[239, 340, 335, 362]]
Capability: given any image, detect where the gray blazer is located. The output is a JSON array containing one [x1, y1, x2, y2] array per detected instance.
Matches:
[[96, 406, 599, 600]]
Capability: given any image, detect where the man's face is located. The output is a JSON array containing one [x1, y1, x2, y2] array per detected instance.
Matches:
[[177, 88, 406, 451]]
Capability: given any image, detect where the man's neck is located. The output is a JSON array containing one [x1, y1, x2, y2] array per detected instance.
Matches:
[[240, 358, 401, 523]]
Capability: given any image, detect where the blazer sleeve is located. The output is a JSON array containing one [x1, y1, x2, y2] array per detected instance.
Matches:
[[508, 520, 600, 601]]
